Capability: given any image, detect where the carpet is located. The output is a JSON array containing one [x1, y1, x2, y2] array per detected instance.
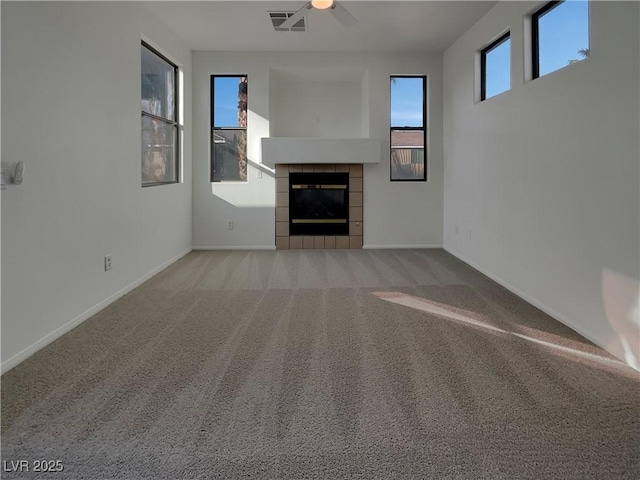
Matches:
[[2, 249, 639, 479]]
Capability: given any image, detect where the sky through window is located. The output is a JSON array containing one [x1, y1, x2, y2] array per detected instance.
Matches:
[[536, 0, 590, 77]]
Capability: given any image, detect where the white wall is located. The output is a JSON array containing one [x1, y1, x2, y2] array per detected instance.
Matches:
[[271, 77, 362, 138], [0, 5, 3, 356], [443, 1, 639, 365], [193, 51, 444, 249], [1, 2, 193, 371]]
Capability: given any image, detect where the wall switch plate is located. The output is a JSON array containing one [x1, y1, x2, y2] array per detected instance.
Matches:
[[228, 221, 234, 230], [104, 255, 112, 271], [256, 170, 263, 179]]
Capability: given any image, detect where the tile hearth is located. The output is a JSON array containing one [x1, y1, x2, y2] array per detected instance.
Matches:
[[275, 164, 363, 250]]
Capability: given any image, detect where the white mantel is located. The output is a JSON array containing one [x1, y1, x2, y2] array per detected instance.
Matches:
[[261, 138, 381, 168]]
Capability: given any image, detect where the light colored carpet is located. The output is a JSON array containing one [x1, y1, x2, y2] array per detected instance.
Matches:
[[2, 249, 639, 479]]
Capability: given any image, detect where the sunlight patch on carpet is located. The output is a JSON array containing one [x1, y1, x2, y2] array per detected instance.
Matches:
[[371, 291, 627, 370]]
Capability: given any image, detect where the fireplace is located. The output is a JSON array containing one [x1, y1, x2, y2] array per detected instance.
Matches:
[[275, 164, 363, 250], [289, 173, 349, 236]]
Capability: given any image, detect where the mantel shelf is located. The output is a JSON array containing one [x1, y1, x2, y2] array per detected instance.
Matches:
[[261, 138, 381, 168]]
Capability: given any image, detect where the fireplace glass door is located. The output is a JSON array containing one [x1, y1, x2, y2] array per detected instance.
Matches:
[[289, 172, 349, 235]]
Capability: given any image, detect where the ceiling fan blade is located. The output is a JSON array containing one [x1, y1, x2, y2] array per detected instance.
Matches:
[[279, 2, 312, 30], [330, 1, 358, 28]]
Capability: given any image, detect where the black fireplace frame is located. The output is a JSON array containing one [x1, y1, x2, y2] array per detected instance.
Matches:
[[289, 172, 349, 236]]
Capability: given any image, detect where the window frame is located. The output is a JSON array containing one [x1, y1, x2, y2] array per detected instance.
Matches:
[[532, 1, 561, 79], [141, 41, 180, 187], [210, 74, 249, 183], [531, 0, 589, 80], [389, 75, 427, 183], [480, 31, 511, 101]]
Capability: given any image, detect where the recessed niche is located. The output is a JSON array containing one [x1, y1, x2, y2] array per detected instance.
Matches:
[[269, 67, 369, 138]]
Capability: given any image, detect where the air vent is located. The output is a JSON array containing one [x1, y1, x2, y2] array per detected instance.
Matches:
[[269, 12, 307, 32]]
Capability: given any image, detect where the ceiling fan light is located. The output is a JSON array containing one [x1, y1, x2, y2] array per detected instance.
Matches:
[[311, 0, 334, 10]]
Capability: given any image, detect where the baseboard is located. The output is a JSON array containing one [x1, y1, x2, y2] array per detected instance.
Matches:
[[194, 245, 441, 251], [443, 245, 627, 367], [192, 246, 276, 251], [363, 244, 443, 250], [1, 248, 192, 375]]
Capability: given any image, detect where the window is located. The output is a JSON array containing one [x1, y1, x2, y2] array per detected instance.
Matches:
[[141, 42, 179, 186], [481, 32, 511, 100], [211, 75, 248, 182], [532, 0, 590, 79], [390, 76, 426, 182]]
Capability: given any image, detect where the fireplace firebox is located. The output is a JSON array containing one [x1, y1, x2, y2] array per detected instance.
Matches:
[[289, 172, 349, 235]]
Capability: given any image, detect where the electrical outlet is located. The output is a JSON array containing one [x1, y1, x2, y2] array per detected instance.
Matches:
[[256, 170, 263, 179], [454, 225, 459, 235], [228, 220, 234, 230], [104, 255, 113, 271]]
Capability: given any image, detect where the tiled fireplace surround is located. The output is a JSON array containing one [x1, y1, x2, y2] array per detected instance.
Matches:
[[275, 164, 363, 250]]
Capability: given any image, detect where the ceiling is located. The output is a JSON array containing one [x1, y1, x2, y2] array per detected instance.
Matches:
[[143, 1, 498, 53]]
